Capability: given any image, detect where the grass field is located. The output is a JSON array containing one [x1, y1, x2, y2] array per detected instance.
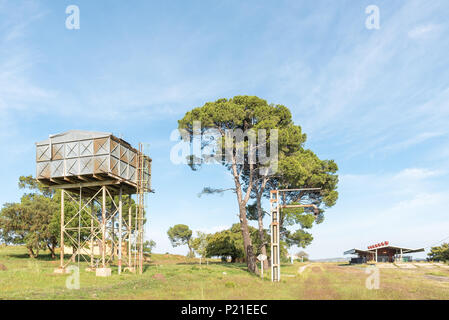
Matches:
[[0, 246, 448, 300]]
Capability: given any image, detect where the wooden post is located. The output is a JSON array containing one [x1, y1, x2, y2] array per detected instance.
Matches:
[[260, 260, 263, 279], [118, 187, 123, 274], [60, 190, 65, 269]]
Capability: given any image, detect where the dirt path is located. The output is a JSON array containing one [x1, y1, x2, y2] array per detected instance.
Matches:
[[302, 264, 341, 299]]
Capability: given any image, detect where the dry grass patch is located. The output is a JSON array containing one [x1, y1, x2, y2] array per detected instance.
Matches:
[[1, 247, 449, 299]]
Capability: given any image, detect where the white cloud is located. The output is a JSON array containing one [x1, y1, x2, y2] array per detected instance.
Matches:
[[394, 168, 445, 180], [380, 132, 446, 154], [408, 24, 440, 39]]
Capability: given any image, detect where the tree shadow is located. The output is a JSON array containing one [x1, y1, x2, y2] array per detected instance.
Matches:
[[6, 253, 59, 262], [175, 261, 206, 266], [174, 261, 248, 271], [143, 264, 153, 273]]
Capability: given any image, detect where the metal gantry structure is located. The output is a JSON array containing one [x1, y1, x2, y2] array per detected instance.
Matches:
[[35, 131, 151, 276], [270, 188, 321, 282], [135, 143, 147, 275]]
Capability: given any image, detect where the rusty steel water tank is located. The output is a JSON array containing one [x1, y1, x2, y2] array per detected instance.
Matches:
[[35, 130, 151, 195]]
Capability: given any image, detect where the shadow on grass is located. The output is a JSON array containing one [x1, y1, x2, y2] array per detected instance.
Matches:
[[174, 261, 250, 272], [6, 252, 60, 262], [143, 264, 152, 273]]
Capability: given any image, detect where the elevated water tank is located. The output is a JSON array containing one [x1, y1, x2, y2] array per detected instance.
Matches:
[[35, 130, 151, 195]]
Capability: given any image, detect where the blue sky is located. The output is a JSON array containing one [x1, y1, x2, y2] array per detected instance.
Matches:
[[1, 0, 448, 259]]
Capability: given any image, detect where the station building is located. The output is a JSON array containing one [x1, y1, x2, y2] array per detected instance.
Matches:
[[344, 241, 424, 263]]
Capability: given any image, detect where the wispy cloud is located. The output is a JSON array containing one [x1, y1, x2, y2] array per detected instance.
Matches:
[[380, 131, 446, 154], [393, 168, 445, 180], [0, 2, 52, 129], [265, 1, 449, 161], [408, 23, 440, 39]]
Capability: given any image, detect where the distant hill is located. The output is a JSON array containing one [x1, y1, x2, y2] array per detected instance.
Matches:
[[309, 257, 350, 262]]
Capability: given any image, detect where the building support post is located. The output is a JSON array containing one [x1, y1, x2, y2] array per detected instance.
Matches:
[[128, 202, 132, 269], [111, 216, 115, 260], [375, 249, 378, 263], [77, 187, 82, 266], [90, 201, 94, 269], [95, 185, 111, 277], [102, 186, 106, 268], [135, 204, 138, 270], [60, 189, 65, 269], [118, 187, 123, 275]]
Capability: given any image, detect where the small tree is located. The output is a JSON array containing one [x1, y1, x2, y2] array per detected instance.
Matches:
[[428, 243, 449, 262], [190, 231, 208, 264], [296, 250, 309, 262], [0, 176, 59, 258], [206, 228, 243, 263], [204, 223, 286, 263], [143, 240, 156, 255], [167, 224, 193, 257]]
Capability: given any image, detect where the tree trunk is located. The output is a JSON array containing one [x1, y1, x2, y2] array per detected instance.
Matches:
[[238, 202, 258, 273], [47, 242, 56, 259], [27, 247, 36, 258], [256, 192, 269, 270], [231, 158, 258, 274], [187, 245, 194, 258]]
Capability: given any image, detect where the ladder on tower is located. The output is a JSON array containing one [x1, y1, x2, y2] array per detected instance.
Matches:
[[270, 190, 281, 282], [269, 188, 321, 282], [136, 143, 146, 275]]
